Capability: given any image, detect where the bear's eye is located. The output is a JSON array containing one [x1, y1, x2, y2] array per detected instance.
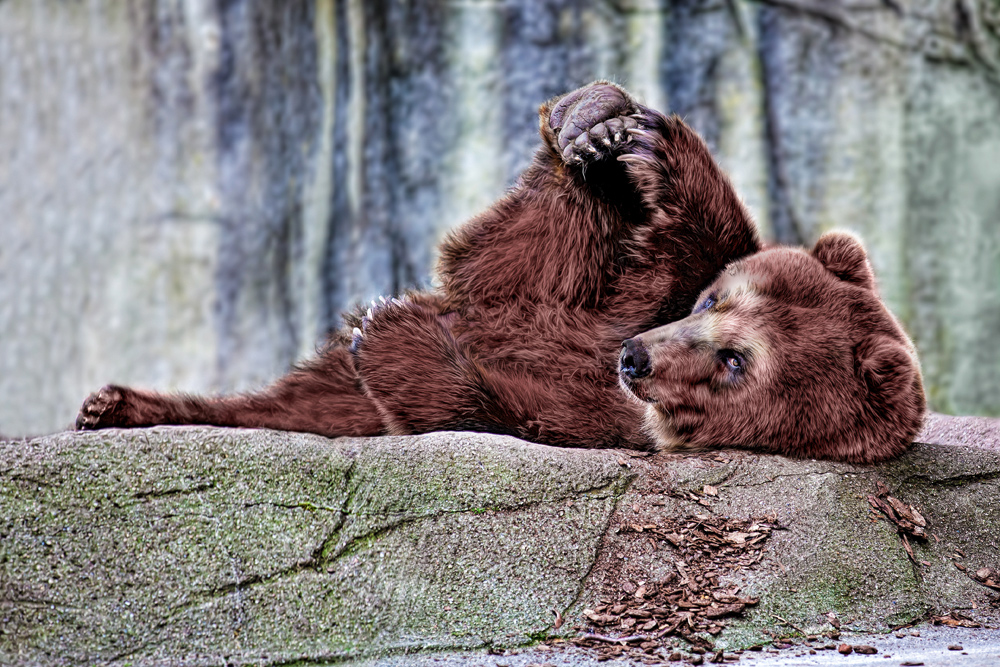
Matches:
[[696, 294, 716, 313], [720, 350, 745, 374]]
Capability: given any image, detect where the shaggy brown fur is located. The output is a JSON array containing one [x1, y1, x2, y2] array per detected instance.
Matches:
[[77, 82, 925, 462]]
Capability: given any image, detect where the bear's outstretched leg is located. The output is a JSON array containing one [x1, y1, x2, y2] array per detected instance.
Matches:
[[76, 344, 383, 437]]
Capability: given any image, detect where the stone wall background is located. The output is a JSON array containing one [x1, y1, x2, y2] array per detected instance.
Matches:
[[1, 0, 998, 436]]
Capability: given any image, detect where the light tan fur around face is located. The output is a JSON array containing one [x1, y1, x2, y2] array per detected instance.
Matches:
[[627, 277, 778, 452]]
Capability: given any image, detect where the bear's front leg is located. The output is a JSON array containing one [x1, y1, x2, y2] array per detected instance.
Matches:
[[603, 110, 761, 324], [438, 81, 654, 310]]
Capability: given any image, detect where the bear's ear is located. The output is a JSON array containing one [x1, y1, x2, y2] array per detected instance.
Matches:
[[855, 337, 913, 392], [811, 231, 876, 290]]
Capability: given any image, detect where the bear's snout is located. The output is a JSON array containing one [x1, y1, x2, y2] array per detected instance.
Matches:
[[620, 338, 651, 379]]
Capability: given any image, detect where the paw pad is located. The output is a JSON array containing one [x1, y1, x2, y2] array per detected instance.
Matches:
[[561, 114, 640, 165]]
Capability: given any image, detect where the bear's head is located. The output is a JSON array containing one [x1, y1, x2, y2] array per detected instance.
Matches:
[[618, 231, 926, 463]]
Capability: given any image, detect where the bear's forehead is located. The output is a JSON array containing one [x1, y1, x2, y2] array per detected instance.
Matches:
[[721, 247, 861, 310]]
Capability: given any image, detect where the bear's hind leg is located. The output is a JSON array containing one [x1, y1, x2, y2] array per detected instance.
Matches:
[[350, 297, 651, 448], [75, 344, 384, 437], [349, 295, 494, 435]]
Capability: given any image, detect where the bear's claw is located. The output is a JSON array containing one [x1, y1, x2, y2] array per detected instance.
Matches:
[[561, 114, 639, 165], [350, 295, 404, 354]]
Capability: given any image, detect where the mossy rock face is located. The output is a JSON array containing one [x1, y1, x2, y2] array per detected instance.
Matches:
[[2, 419, 999, 665], [0, 428, 630, 664]]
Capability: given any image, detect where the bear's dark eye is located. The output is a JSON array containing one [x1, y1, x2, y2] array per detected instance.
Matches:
[[720, 350, 745, 374], [696, 294, 716, 313]]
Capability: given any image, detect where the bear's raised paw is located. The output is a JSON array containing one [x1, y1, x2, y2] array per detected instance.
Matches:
[[547, 82, 640, 165]]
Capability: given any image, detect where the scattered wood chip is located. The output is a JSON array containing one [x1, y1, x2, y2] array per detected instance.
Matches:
[[869, 484, 929, 564], [569, 515, 775, 661], [853, 644, 878, 654], [931, 611, 981, 628], [703, 484, 718, 496], [970, 566, 1000, 590], [838, 644, 853, 655]]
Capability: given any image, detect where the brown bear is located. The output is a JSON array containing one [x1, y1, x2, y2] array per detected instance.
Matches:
[[76, 81, 926, 463]]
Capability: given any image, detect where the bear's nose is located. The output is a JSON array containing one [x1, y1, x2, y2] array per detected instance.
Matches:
[[620, 338, 652, 379]]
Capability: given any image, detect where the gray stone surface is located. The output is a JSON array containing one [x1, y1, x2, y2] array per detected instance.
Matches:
[[2, 416, 999, 665], [2, 0, 999, 437], [0, 428, 629, 665]]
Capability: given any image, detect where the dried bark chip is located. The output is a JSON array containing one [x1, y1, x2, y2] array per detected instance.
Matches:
[[703, 485, 718, 496], [583, 610, 617, 625], [868, 495, 897, 520], [704, 603, 745, 619], [837, 644, 853, 655], [973, 566, 1000, 589], [948, 645, 963, 651], [887, 497, 926, 527], [901, 534, 916, 562], [853, 645, 878, 654]]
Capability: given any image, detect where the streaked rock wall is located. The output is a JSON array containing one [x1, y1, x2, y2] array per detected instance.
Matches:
[[1, 0, 998, 436]]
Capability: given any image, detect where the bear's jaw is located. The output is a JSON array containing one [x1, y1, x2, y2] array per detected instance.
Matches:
[[618, 369, 656, 404], [642, 403, 702, 452]]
